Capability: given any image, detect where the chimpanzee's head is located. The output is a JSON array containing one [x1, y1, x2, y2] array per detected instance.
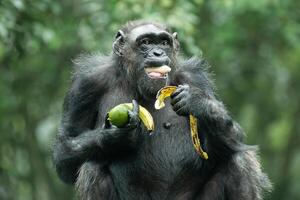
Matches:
[[113, 21, 180, 100]]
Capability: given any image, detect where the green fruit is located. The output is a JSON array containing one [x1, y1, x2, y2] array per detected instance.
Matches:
[[108, 104, 130, 127]]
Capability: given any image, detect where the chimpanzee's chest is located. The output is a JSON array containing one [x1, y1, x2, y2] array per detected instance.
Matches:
[[145, 102, 198, 164], [108, 100, 202, 198]]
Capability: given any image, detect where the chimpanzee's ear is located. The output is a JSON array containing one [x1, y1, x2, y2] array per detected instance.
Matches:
[[172, 32, 180, 53], [115, 30, 125, 39], [113, 30, 125, 56]]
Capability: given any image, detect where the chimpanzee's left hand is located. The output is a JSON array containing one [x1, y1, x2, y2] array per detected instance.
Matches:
[[170, 84, 204, 117]]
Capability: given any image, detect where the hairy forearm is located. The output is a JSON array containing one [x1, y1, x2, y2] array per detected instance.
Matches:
[[53, 124, 141, 183], [194, 97, 245, 160], [53, 128, 106, 183], [58, 129, 104, 159], [195, 98, 232, 129]]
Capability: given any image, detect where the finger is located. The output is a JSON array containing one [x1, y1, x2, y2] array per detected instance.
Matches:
[[173, 100, 189, 116], [128, 100, 140, 128], [177, 84, 190, 91], [127, 116, 139, 128], [171, 91, 187, 106], [176, 105, 188, 116], [132, 99, 139, 115], [172, 99, 186, 112], [128, 101, 139, 122], [127, 123, 138, 129], [178, 84, 189, 90], [104, 112, 111, 128], [171, 86, 185, 98], [171, 84, 190, 98]]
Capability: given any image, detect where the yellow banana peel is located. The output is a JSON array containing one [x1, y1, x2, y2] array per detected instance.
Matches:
[[155, 86, 177, 109], [189, 115, 208, 160], [154, 86, 208, 160]]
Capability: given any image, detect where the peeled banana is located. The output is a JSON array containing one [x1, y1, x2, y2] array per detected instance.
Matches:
[[155, 86, 209, 160]]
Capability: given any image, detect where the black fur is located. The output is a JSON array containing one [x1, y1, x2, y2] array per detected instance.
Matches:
[[53, 21, 271, 199]]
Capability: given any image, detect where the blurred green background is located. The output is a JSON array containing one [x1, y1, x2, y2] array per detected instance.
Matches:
[[1, 0, 299, 199]]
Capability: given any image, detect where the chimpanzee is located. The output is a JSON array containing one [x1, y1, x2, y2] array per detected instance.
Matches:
[[53, 21, 271, 199]]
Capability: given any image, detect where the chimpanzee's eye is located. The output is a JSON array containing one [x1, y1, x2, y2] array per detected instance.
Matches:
[[161, 40, 169, 46], [141, 38, 151, 45]]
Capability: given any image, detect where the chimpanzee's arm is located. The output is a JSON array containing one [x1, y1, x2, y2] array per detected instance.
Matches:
[[54, 121, 137, 184], [53, 72, 140, 184], [171, 58, 247, 161]]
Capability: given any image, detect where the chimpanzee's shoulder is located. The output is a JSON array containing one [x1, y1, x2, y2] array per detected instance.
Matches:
[[69, 53, 117, 90], [174, 57, 215, 91], [178, 56, 211, 73], [72, 53, 115, 78]]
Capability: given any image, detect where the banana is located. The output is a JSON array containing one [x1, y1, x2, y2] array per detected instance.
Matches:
[[155, 86, 177, 109], [123, 103, 154, 133], [155, 86, 209, 160]]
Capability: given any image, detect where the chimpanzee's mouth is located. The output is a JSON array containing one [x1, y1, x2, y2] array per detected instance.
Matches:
[[145, 65, 171, 79]]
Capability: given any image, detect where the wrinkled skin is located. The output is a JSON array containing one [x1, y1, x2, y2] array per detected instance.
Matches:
[[53, 21, 271, 200]]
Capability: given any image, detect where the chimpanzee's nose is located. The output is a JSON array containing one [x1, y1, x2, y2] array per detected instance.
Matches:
[[153, 49, 164, 57]]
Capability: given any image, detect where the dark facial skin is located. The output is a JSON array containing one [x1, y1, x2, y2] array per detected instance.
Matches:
[[117, 24, 178, 100], [129, 24, 172, 67]]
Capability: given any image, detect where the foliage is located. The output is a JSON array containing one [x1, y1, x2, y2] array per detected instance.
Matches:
[[0, 0, 299, 199]]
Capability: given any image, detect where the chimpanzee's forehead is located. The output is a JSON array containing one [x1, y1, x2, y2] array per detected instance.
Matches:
[[128, 24, 170, 41]]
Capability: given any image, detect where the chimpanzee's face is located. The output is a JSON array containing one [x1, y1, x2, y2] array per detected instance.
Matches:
[[123, 24, 179, 100]]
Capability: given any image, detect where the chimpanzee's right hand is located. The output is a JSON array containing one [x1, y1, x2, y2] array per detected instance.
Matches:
[[101, 100, 141, 152]]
